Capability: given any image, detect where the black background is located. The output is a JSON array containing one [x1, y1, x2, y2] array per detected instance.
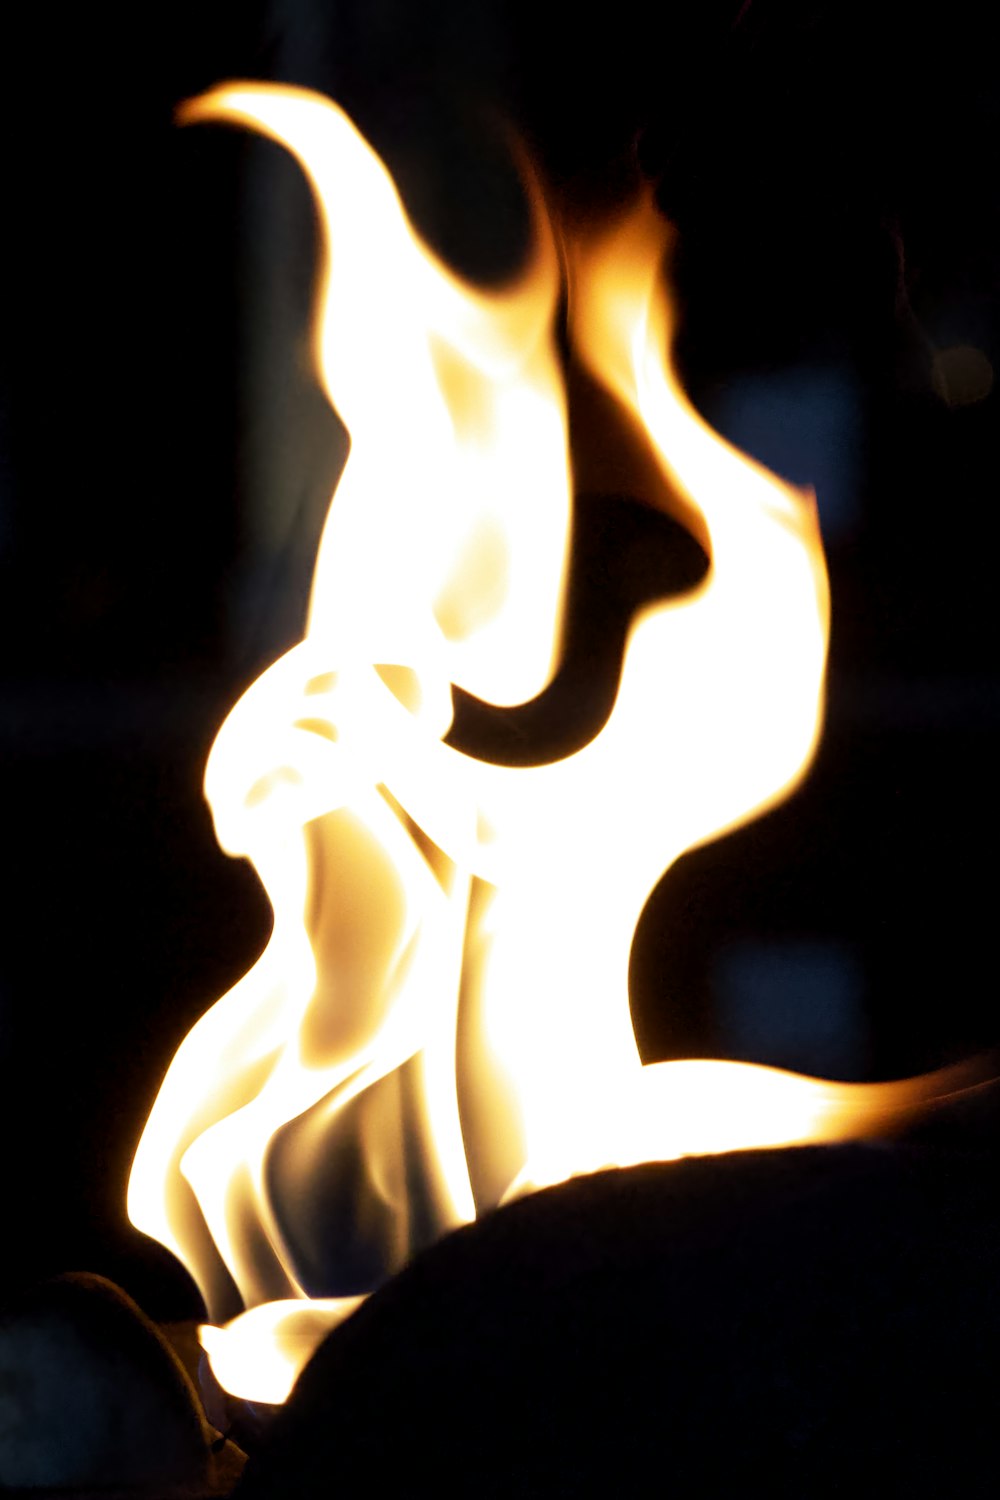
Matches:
[[0, 0, 997, 1315]]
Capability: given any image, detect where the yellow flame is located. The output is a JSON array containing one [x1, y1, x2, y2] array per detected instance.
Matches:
[[128, 84, 973, 1403], [199, 1298, 363, 1407]]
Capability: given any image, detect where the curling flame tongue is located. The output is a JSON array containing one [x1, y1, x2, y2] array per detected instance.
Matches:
[[128, 84, 961, 1404]]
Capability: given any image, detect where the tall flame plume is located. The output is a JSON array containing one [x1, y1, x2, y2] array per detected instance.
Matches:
[[129, 84, 971, 1404]]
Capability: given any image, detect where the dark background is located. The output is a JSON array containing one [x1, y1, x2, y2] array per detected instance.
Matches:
[[0, 0, 997, 1315]]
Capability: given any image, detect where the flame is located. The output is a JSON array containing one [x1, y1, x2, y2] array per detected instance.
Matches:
[[128, 84, 972, 1404]]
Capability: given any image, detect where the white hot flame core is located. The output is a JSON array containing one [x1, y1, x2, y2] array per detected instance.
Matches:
[[128, 85, 964, 1404]]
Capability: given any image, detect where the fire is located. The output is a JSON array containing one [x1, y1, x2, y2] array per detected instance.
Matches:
[[128, 84, 969, 1404]]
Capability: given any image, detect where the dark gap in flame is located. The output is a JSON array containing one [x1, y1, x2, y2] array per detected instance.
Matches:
[[263, 1054, 451, 1298], [264, 1070, 410, 1297], [446, 493, 708, 767]]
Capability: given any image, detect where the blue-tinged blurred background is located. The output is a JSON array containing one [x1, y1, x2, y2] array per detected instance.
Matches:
[[0, 0, 996, 1311]]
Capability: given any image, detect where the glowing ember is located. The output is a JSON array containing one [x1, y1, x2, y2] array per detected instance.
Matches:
[[128, 84, 969, 1404]]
